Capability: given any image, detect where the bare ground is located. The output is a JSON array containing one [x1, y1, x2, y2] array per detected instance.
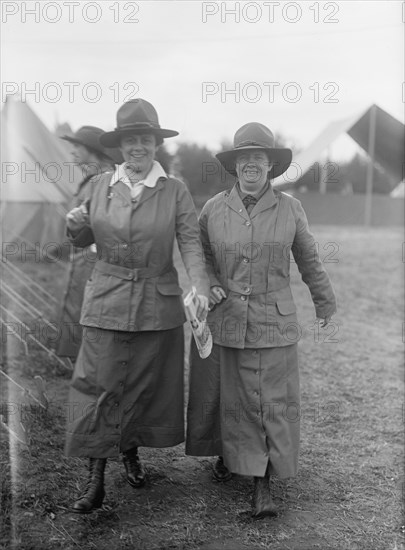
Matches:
[[1, 225, 404, 550]]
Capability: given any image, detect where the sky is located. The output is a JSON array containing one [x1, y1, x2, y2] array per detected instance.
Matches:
[[1, 0, 404, 158]]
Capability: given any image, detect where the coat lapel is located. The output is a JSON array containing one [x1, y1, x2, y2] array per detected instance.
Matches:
[[250, 186, 278, 218], [110, 180, 132, 207], [136, 178, 165, 207], [224, 185, 249, 221]]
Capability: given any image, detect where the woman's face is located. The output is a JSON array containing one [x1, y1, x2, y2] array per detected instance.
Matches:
[[120, 133, 158, 177], [235, 149, 273, 193], [71, 143, 94, 166]]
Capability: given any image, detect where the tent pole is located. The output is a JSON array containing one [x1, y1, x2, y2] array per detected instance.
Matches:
[[364, 105, 377, 226]]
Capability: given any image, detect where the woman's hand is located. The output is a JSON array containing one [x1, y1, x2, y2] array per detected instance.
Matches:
[[195, 294, 209, 321], [209, 286, 227, 310], [66, 202, 90, 233], [316, 315, 332, 328]]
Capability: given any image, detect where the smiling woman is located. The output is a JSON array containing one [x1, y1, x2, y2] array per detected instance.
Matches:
[[119, 134, 158, 180], [63, 98, 210, 514], [186, 121, 337, 519]]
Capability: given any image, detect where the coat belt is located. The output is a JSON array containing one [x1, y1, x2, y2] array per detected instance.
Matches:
[[94, 260, 173, 281]]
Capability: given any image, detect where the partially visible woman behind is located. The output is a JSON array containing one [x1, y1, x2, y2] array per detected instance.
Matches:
[[56, 126, 120, 362], [64, 99, 209, 514], [187, 122, 337, 518]]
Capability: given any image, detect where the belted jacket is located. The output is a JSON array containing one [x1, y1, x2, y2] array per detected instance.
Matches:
[[68, 170, 209, 332], [200, 184, 337, 348]]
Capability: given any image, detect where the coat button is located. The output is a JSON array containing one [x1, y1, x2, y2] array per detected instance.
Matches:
[[243, 258, 249, 263], [244, 287, 251, 294], [122, 361, 128, 366], [239, 209, 243, 213], [114, 402, 119, 408], [245, 221, 251, 226], [240, 295, 247, 301], [122, 244, 128, 249]]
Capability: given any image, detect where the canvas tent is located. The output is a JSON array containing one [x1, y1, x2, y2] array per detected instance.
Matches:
[[1, 96, 81, 249], [273, 104, 405, 188]]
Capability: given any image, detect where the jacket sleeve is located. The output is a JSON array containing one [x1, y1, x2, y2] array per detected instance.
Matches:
[[66, 225, 95, 248], [291, 199, 337, 318], [65, 177, 96, 248], [175, 182, 210, 298], [198, 199, 222, 288]]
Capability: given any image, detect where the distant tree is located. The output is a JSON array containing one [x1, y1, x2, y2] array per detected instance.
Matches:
[[175, 143, 234, 199], [155, 145, 173, 175], [295, 153, 396, 195]]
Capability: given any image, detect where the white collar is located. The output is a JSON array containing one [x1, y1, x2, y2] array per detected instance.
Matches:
[[109, 160, 166, 188]]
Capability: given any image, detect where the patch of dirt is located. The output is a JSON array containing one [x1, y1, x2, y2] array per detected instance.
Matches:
[[1, 226, 404, 550]]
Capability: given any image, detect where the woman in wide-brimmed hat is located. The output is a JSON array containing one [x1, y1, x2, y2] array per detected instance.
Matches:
[[56, 126, 121, 361], [186, 122, 336, 518], [64, 99, 209, 514]]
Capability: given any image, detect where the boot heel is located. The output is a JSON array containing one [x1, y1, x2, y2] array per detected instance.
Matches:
[[252, 476, 278, 518], [71, 458, 106, 514], [123, 447, 146, 488]]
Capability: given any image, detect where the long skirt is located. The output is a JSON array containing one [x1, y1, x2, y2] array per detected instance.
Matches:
[[186, 343, 300, 478], [65, 325, 185, 458], [185, 342, 223, 456]]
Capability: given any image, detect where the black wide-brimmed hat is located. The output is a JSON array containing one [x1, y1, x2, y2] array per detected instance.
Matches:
[[216, 122, 292, 179], [99, 99, 179, 148], [61, 126, 122, 164]]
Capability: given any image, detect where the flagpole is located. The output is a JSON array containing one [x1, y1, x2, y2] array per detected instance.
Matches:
[[364, 105, 377, 226]]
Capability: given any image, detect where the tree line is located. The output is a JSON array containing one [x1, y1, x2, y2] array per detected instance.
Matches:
[[156, 140, 397, 202]]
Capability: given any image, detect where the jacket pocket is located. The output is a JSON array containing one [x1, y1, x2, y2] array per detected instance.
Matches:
[[276, 300, 296, 315], [156, 282, 183, 296]]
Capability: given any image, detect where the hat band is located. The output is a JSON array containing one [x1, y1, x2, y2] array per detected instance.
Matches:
[[236, 139, 275, 149], [116, 121, 160, 130]]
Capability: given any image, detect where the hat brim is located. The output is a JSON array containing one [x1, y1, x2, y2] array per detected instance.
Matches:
[[216, 146, 292, 179], [60, 135, 119, 164], [99, 127, 179, 148]]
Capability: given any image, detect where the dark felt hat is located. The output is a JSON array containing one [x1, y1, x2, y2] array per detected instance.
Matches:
[[61, 126, 122, 164], [99, 99, 179, 147], [216, 122, 292, 179]]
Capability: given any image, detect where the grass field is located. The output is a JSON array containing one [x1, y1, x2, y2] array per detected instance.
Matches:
[[1, 225, 403, 550]]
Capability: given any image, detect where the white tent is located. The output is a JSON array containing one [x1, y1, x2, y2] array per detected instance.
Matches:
[[1, 96, 81, 248], [274, 104, 405, 187]]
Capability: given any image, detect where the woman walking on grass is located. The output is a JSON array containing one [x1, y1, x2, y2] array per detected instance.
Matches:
[[186, 122, 337, 518], [64, 99, 209, 514]]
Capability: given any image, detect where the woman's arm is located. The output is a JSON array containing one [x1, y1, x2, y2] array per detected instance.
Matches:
[[66, 200, 95, 248], [175, 182, 210, 314], [291, 199, 337, 320]]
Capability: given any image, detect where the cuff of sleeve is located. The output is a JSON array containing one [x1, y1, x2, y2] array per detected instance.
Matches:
[[315, 305, 337, 319]]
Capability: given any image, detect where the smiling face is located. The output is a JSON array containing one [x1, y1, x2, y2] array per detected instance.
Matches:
[[235, 149, 273, 193], [120, 133, 158, 179]]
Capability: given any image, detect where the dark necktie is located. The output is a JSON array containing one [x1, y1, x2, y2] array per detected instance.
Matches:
[[242, 194, 258, 215]]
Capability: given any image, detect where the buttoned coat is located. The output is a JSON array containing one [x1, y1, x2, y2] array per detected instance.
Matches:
[[69, 171, 209, 332], [200, 184, 336, 348]]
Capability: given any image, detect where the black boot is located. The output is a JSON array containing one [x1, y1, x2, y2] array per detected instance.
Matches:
[[122, 447, 146, 488], [213, 456, 232, 482], [252, 475, 278, 518], [71, 458, 106, 514]]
